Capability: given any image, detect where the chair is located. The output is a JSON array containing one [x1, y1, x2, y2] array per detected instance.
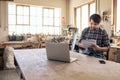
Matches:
[[71, 32, 78, 51], [71, 28, 79, 51], [40, 41, 46, 48]]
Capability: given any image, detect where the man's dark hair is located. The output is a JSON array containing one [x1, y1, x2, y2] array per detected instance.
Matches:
[[90, 14, 101, 24]]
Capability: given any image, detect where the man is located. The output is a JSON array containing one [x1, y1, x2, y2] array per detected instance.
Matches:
[[79, 14, 110, 59]]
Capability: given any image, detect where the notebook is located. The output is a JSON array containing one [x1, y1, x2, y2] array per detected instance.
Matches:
[[81, 39, 96, 48]]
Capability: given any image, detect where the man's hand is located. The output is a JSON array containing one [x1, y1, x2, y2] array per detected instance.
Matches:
[[78, 43, 84, 48], [90, 44, 100, 51], [90, 44, 109, 52]]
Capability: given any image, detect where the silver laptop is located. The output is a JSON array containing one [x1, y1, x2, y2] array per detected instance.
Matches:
[[46, 42, 77, 63]]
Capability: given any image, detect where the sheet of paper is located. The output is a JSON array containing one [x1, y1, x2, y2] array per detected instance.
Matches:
[[81, 39, 96, 48]]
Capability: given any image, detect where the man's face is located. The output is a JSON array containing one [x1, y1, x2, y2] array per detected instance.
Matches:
[[90, 19, 99, 29]]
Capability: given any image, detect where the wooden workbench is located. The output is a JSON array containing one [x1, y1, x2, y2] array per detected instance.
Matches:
[[14, 48, 120, 80]]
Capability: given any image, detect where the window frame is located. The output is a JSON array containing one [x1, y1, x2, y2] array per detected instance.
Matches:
[[8, 3, 61, 35], [42, 8, 54, 26], [16, 5, 30, 26], [74, 0, 96, 32], [113, 0, 120, 33]]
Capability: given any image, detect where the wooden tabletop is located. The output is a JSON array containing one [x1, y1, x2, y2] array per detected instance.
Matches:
[[2, 41, 30, 45], [14, 49, 120, 80]]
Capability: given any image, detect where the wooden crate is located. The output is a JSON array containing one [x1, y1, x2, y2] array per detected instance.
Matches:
[[114, 50, 120, 63], [109, 48, 117, 61], [109, 48, 120, 63]]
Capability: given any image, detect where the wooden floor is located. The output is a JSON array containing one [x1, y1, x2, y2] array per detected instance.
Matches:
[[0, 68, 20, 80]]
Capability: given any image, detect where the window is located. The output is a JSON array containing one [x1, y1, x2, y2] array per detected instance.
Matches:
[[42, 8, 61, 35], [76, 8, 81, 33], [81, 5, 88, 30], [8, 4, 61, 35], [113, 0, 120, 33], [90, 3, 95, 16], [116, 0, 120, 32], [16, 5, 30, 25], [43, 8, 54, 26], [75, 1, 96, 33]]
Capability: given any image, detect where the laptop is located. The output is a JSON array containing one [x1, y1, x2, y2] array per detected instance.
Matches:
[[45, 42, 77, 63]]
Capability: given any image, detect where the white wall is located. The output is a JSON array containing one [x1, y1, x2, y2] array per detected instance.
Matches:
[[0, 2, 8, 42], [100, 0, 112, 15], [0, 0, 68, 41]]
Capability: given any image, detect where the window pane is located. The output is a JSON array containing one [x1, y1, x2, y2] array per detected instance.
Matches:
[[23, 6, 29, 15], [36, 18, 42, 26], [9, 15, 16, 24], [36, 26, 42, 33], [49, 18, 53, 25], [8, 25, 16, 33], [17, 16, 23, 24], [48, 27, 54, 35], [76, 8, 81, 33], [44, 9, 49, 17], [76, 8, 80, 14], [49, 9, 53, 17], [16, 6, 29, 25], [76, 16, 80, 26], [23, 16, 29, 24], [16, 25, 23, 34], [117, 0, 120, 32], [90, 3, 95, 16], [8, 4, 16, 14], [42, 27, 48, 35], [30, 17, 36, 25], [17, 6, 23, 15], [44, 17, 49, 25], [36, 7, 42, 16], [23, 26, 30, 34], [54, 27, 60, 35], [54, 18, 60, 26], [30, 26, 36, 34], [82, 5, 88, 30], [43, 8, 61, 35], [54, 8, 60, 17], [30, 7, 36, 16]]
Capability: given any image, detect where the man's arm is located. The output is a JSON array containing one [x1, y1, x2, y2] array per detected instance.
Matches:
[[90, 44, 108, 52], [91, 29, 110, 52]]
